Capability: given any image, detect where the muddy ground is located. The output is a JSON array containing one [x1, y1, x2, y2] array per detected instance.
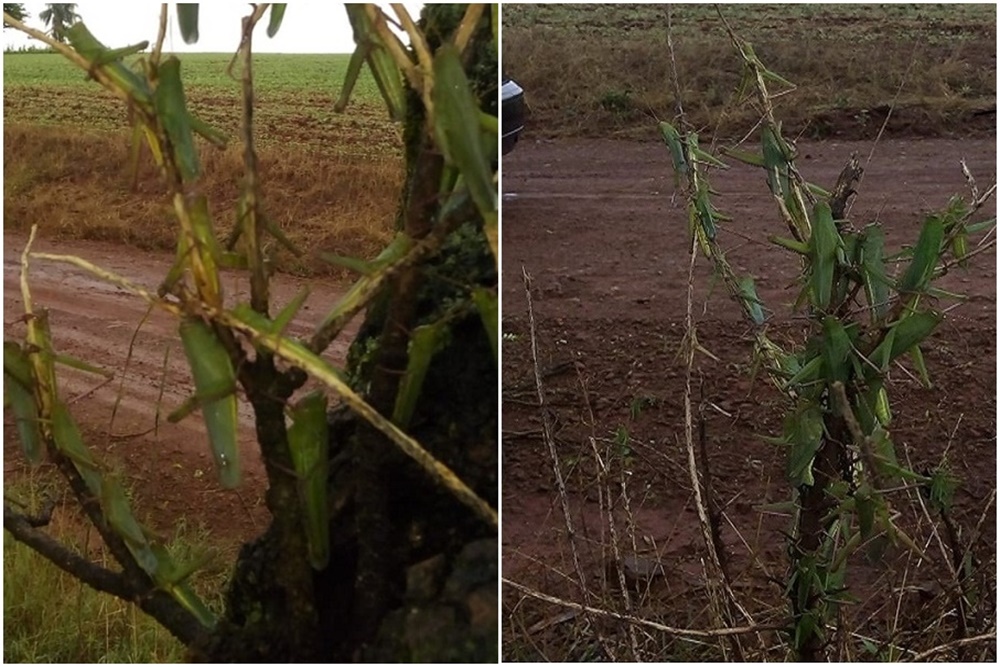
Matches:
[[3, 233, 360, 550], [501, 137, 996, 660]]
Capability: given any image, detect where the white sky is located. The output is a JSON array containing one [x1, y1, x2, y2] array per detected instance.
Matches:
[[4, 2, 423, 54]]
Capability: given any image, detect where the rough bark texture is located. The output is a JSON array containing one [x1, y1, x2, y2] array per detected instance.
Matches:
[[206, 5, 498, 662]]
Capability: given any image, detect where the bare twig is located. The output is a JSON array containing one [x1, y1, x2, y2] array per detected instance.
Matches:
[[151, 3, 168, 66], [847, 42, 919, 218], [575, 363, 640, 659], [503, 578, 784, 639], [905, 632, 997, 662], [522, 266, 616, 659], [666, 10, 754, 659], [452, 3, 485, 55]]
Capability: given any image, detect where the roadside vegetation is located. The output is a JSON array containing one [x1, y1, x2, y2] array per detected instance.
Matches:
[[502, 3, 996, 141]]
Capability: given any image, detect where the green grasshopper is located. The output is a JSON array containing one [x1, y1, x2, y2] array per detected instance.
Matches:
[[66, 23, 152, 104]]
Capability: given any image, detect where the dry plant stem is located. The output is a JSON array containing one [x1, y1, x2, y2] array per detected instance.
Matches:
[[367, 5, 421, 92], [847, 42, 918, 219], [681, 235, 742, 661], [390, 3, 432, 74], [522, 266, 614, 658], [575, 363, 636, 655], [575, 364, 616, 596], [503, 578, 784, 639], [452, 4, 486, 55], [665, 9, 749, 656], [237, 7, 270, 315], [906, 632, 997, 662], [109, 303, 155, 435], [664, 7, 685, 123], [230, 6, 322, 651], [151, 4, 168, 66], [900, 444, 976, 656]]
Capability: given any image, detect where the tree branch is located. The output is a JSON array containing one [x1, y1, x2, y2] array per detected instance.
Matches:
[[3, 499, 213, 648], [4, 502, 136, 599], [20, 426, 212, 649]]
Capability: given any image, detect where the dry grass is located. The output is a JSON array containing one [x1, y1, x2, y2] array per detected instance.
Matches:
[[502, 3, 996, 141], [3, 123, 403, 276]]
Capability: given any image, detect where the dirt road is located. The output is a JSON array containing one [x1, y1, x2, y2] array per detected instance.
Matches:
[[3, 233, 359, 544], [501, 137, 996, 658]]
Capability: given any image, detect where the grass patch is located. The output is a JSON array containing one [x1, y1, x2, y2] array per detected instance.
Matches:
[[503, 3, 996, 140], [3, 469, 231, 663]]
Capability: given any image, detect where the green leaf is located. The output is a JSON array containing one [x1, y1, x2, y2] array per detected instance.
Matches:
[[897, 214, 944, 294], [154, 57, 200, 182], [721, 146, 764, 167], [659, 121, 688, 174], [176, 4, 199, 44], [737, 276, 766, 325], [809, 201, 840, 311], [859, 225, 891, 322], [149, 543, 217, 628], [392, 321, 449, 428], [320, 253, 378, 276], [785, 401, 824, 486], [433, 44, 496, 226], [909, 344, 931, 388], [179, 318, 239, 488], [338, 5, 406, 121], [471, 287, 498, 360], [287, 390, 329, 570], [821, 316, 852, 385], [272, 287, 310, 335], [266, 4, 287, 38]]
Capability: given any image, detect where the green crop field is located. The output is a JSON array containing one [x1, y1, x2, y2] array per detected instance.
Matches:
[[3, 51, 399, 158], [502, 3, 996, 140]]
